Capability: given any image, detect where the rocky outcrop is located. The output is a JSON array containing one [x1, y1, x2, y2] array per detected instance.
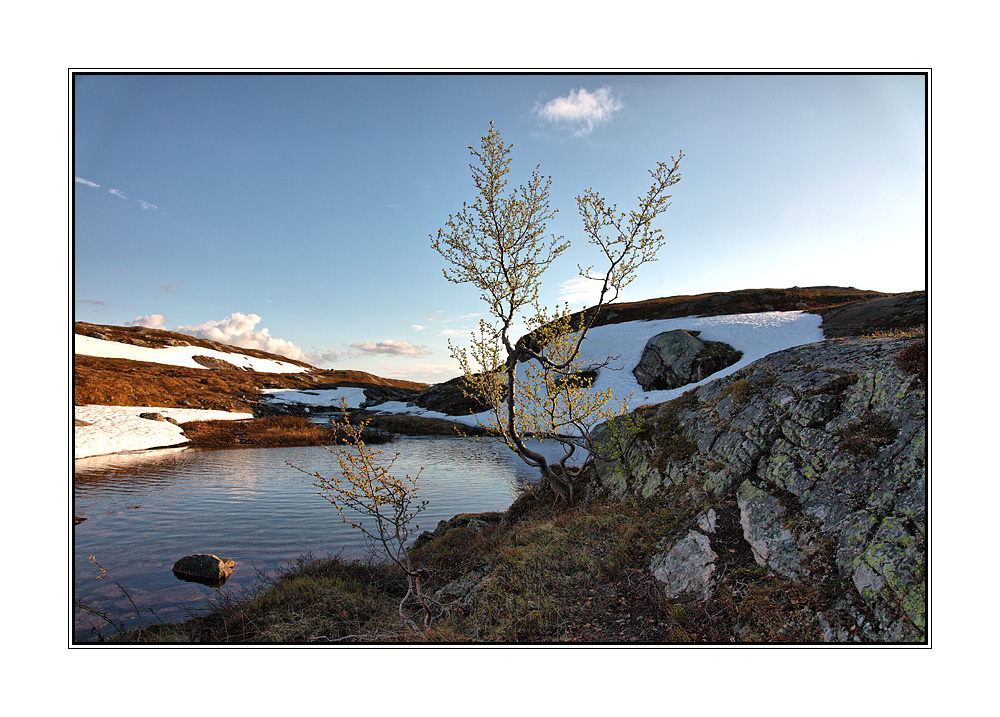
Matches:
[[191, 354, 241, 370], [815, 291, 926, 338], [412, 512, 504, 550], [592, 335, 927, 642], [172, 554, 235, 587], [632, 329, 742, 391], [411, 375, 491, 416]]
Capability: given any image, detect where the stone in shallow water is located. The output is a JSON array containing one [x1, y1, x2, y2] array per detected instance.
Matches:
[[172, 554, 235, 587]]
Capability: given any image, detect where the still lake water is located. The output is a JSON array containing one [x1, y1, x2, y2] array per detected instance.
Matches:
[[73, 435, 568, 642]]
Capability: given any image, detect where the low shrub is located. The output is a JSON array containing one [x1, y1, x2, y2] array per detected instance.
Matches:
[[895, 340, 927, 383], [837, 411, 899, 457]]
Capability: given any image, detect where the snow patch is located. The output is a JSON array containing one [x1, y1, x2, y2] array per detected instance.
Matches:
[[74, 335, 309, 373], [75, 405, 253, 458], [259, 387, 368, 409]]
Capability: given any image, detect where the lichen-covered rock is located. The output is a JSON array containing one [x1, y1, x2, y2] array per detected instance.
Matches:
[[737, 480, 805, 578], [591, 335, 927, 642]]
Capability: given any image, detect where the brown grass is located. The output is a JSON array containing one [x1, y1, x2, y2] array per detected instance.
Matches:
[[74, 354, 427, 412], [895, 339, 927, 383], [181, 415, 394, 447], [75, 321, 317, 368], [181, 416, 334, 448]]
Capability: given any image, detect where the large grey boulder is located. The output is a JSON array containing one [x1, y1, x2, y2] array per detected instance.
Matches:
[[632, 330, 742, 391], [649, 528, 718, 601]]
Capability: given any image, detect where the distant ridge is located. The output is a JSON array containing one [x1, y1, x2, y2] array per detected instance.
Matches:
[[573, 286, 892, 327]]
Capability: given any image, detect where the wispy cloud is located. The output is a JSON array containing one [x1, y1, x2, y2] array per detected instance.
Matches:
[[75, 176, 100, 188], [126, 314, 168, 329], [303, 349, 345, 368], [161, 283, 181, 294], [558, 272, 626, 307], [350, 339, 430, 357], [535, 87, 623, 136], [107, 187, 161, 212], [76, 298, 106, 306]]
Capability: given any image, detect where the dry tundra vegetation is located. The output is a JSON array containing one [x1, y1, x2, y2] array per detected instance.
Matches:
[[74, 287, 926, 644], [116, 476, 847, 644]]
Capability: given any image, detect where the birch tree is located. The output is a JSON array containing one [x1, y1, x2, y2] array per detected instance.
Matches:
[[432, 122, 683, 501]]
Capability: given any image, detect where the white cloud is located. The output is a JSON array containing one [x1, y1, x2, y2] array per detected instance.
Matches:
[[161, 283, 180, 294], [350, 339, 430, 357], [75, 176, 100, 188], [109, 188, 128, 199], [411, 324, 425, 331], [535, 87, 623, 136], [177, 312, 305, 361], [126, 314, 168, 329], [137, 199, 159, 210]]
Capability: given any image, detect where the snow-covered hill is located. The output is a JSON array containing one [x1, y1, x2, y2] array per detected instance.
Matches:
[[74, 334, 310, 373]]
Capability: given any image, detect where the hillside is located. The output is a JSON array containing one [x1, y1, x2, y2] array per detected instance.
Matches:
[[85, 286, 928, 643], [562, 286, 893, 328], [73, 322, 428, 413]]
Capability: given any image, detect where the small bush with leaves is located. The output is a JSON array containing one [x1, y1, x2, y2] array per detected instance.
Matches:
[[287, 403, 436, 630]]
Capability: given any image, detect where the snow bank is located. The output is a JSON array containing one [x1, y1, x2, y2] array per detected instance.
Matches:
[[373, 311, 824, 428], [75, 405, 253, 458], [259, 387, 368, 410], [74, 335, 309, 373], [370, 400, 485, 427], [571, 310, 824, 409]]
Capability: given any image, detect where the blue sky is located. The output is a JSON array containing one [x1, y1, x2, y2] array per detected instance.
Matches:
[[73, 73, 926, 384]]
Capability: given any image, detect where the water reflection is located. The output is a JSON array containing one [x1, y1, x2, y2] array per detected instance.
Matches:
[[73, 436, 569, 642]]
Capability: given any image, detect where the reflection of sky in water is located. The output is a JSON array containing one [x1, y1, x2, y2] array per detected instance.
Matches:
[[73, 437, 569, 642]]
